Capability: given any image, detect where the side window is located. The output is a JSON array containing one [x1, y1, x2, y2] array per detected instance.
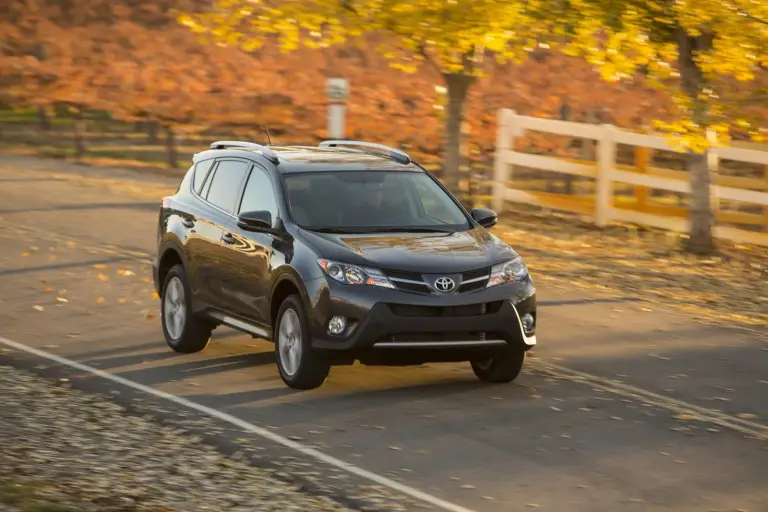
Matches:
[[193, 159, 215, 193], [205, 160, 250, 213], [239, 167, 278, 222], [200, 167, 215, 199]]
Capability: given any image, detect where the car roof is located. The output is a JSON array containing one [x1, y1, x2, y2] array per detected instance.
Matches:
[[192, 145, 423, 174]]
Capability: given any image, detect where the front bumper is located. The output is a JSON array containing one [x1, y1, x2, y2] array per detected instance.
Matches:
[[305, 277, 537, 353]]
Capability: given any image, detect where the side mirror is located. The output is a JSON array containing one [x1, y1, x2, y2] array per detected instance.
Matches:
[[237, 210, 272, 232], [471, 208, 498, 229]]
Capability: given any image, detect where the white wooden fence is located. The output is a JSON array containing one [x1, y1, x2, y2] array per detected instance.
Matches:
[[493, 109, 768, 247]]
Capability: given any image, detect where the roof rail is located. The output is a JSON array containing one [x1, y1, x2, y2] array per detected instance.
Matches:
[[319, 140, 411, 165], [210, 141, 279, 164]]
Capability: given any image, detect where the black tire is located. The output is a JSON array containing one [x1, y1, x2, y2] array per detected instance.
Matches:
[[161, 264, 214, 354], [470, 346, 526, 383], [274, 295, 330, 390]]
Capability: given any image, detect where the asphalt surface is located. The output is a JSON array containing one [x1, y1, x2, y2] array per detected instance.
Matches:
[[1, 158, 767, 512]]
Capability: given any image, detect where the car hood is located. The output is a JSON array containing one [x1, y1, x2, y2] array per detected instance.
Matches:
[[298, 227, 519, 273]]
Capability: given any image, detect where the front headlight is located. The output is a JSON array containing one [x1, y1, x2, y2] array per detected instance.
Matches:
[[486, 256, 528, 288], [317, 259, 395, 289]]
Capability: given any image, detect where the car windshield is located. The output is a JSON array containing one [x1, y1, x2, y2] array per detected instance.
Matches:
[[283, 170, 470, 233]]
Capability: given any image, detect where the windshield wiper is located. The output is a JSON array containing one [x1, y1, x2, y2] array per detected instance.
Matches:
[[306, 227, 362, 234], [367, 227, 453, 233]]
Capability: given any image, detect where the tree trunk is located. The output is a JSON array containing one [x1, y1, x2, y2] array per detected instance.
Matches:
[[37, 106, 51, 131], [677, 29, 716, 255], [73, 108, 86, 162], [165, 126, 178, 168], [147, 120, 158, 144], [442, 73, 475, 196]]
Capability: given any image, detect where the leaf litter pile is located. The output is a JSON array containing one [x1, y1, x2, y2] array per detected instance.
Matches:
[[498, 205, 767, 333], [0, 365, 410, 512]]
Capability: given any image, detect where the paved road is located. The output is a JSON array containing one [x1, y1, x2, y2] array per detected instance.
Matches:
[[1, 159, 767, 512]]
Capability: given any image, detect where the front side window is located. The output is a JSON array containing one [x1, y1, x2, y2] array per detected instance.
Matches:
[[283, 170, 469, 232], [204, 160, 250, 213], [239, 167, 278, 222]]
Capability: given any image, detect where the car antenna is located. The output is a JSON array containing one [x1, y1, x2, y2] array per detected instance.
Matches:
[[264, 125, 273, 146]]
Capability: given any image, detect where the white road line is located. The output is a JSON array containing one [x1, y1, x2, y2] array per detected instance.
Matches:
[[0, 336, 475, 512]]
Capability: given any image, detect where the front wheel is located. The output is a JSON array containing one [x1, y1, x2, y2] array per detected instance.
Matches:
[[470, 346, 526, 383], [274, 295, 330, 390]]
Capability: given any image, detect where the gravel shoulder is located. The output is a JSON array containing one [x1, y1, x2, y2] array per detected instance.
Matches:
[[0, 365, 354, 512]]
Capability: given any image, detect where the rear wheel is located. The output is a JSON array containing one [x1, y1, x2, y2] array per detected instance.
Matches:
[[161, 264, 214, 354], [471, 346, 526, 383], [275, 295, 330, 390]]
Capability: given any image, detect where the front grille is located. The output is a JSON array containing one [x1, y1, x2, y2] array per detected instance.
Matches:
[[376, 331, 495, 343], [385, 269, 423, 281], [383, 267, 491, 295], [462, 268, 489, 281], [458, 279, 487, 293], [393, 281, 432, 294], [386, 301, 502, 317]]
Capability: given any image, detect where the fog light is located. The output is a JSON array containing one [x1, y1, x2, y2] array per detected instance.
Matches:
[[521, 313, 535, 334], [328, 316, 347, 335]]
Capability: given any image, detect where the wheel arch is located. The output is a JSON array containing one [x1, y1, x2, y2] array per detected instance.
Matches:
[[269, 270, 311, 331], [157, 244, 186, 293]]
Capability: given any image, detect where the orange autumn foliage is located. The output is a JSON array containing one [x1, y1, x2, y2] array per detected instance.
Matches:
[[7, 0, 762, 165]]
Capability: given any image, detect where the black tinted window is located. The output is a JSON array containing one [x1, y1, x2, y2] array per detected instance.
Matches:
[[205, 160, 250, 213], [239, 167, 278, 221], [283, 171, 469, 231], [193, 159, 215, 193]]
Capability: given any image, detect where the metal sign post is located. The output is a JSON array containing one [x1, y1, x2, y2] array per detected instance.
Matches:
[[327, 78, 349, 139]]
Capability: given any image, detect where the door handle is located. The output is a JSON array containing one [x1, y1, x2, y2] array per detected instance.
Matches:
[[222, 233, 236, 244], [181, 219, 195, 228]]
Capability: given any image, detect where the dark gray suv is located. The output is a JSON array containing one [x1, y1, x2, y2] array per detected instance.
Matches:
[[153, 140, 537, 389]]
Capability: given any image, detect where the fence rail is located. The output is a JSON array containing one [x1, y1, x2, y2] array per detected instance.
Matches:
[[492, 109, 768, 247]]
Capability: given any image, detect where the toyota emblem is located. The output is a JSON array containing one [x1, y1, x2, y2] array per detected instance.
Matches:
[[434, 276, 456, 293]]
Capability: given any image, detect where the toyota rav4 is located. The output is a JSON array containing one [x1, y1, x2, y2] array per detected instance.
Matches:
[[153, 140, 537, 389]]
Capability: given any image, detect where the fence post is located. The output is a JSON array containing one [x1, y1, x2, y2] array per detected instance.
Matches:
[[764, 163, 768, 233], [493, 109, 513, 213], [595, 124, 616, 226], [634, 127, 652, 211]]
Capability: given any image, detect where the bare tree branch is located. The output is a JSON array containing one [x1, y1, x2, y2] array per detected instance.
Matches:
[[740, 10, 768, 25]]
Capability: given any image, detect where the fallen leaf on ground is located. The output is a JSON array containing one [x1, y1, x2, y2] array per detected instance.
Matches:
[[675, 414, 699, 420], [97, 273, 109, 281], [93, 264, 107, 269], [33, 305, 44, 311], [737, 413, 758, 419], [56, 297, 68, 303], [21, 251, 30, 257], [118, 298, 127, 304], [44, 286, 53, 292], [96, 297, 105, 303]]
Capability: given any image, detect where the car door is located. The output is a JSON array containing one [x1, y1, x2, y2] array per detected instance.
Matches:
[[194, 158, 252, 308], [181, 158, 220, 302], [218, 164, 280, 325]]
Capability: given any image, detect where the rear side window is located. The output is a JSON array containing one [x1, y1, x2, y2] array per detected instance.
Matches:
[[193, 160, 215, 193], [204, 160, 250, 214]]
